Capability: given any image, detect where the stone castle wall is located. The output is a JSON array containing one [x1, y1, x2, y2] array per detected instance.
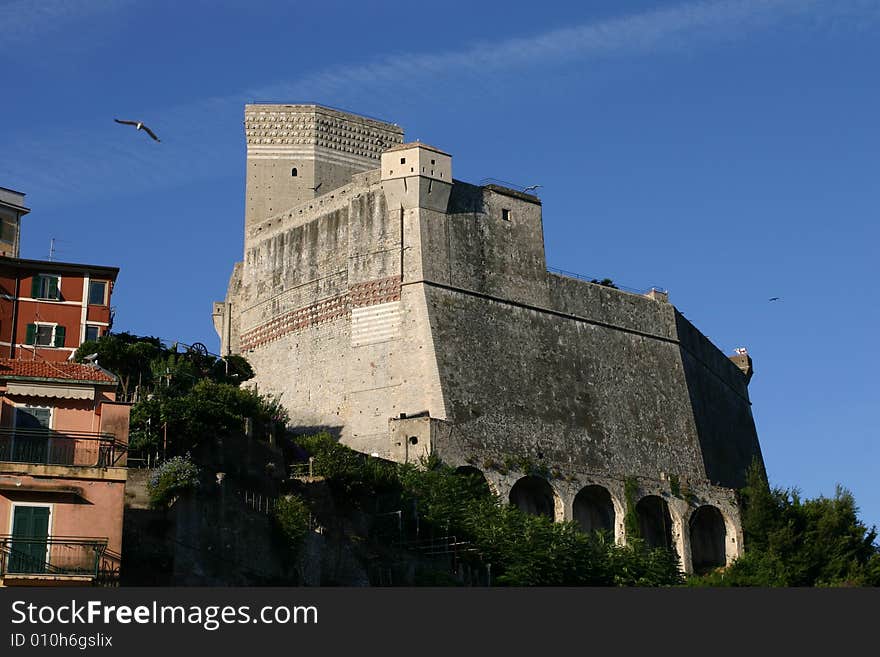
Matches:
[[218, 105, 765, 572]]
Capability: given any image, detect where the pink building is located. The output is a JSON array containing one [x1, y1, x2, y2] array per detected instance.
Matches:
[[0, 359, 129, 586]]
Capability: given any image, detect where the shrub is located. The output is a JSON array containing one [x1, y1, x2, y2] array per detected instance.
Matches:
[[295, 432, 398, 500], [148, 454, 200, 508], [273, 495, 311, 558]]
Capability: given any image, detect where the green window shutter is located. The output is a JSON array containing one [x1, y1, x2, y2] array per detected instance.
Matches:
[[47, 277, 59, 300], [31, 276, 40, 298], [25, 323, 36, 344], [53, 325, 66, 348]]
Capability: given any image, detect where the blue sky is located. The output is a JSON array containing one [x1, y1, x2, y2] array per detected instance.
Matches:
[[2, 0, 878, 530]]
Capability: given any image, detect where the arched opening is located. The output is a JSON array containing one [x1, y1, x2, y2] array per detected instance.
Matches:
[[509, 476, 555, 520], [635, 495, 673, 549], [455, 466, 491, 498], [291, 167, 298, 177], [689, 505, 727, 574], [573, 485, 615, 535]]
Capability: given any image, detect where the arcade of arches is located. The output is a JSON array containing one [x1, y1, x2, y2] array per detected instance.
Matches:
[[479, 469, 733, 572]]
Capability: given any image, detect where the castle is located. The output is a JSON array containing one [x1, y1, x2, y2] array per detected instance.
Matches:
[[214, 104, 764, 574]]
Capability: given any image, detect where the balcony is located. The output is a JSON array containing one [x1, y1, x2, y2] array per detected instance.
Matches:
[[0, 428, 124, 468], [0, 535, 108, 584]]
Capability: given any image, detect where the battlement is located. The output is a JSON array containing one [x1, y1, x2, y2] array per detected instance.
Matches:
[[243, 104, 404, 242], [244, 103, 403, 159]]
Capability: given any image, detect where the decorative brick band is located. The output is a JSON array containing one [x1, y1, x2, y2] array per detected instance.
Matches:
[[240, 275, 402, 351], [350, 276, 401, 308]]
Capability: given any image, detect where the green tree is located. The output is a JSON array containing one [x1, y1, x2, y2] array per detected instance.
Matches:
[[294, 435, 682, 586], [75, 332, 164, 399], [692, 461, 879, 586], [272, 495, 311, 559]]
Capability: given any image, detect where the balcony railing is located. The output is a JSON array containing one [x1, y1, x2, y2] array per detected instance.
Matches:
[[0, 428, 124, 468], [0, 536, 108, 578]]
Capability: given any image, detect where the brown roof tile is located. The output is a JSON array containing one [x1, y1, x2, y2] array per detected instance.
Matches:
[[0, 359, 116, 384]]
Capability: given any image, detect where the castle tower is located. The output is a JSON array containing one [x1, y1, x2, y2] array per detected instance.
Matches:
[[380, 142, 453, 213], [243, 104, 404, 240]]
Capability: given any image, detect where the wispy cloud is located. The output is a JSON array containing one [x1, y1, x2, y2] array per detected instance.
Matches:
[[3, 0, 878, 207], [0, 0, 137, 45]]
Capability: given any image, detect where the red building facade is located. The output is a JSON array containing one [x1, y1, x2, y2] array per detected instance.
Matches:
[[0, 258, 118, 362]]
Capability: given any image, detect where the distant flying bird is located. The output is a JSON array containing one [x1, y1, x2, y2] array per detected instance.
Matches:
[[769, 297, 782, 302], [522, 184, 542, 193], [114, 119, 160, 142], [311, 182, 323, 193]]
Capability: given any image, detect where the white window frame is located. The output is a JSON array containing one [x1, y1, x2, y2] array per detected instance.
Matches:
[[10, 404, 54, 468], [84, 324, 102, 342], [87, 280, 107, 306], [34, 273, 62, 300], [14, 404, 54, 430], [8, 502, 54, 569], [32, 322, 59, 348]]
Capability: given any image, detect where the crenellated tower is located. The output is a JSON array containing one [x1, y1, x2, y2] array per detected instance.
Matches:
[[243, 104, 404, 245]]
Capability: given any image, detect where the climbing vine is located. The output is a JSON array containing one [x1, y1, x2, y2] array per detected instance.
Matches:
[[624, 476, 640, 540]]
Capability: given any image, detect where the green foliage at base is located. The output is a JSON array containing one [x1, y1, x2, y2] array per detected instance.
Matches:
[[689, 461, 880, 587], [272, 495, 311, 558], [147, 455, 200, 508], [130, 380, 287, 454], [296, 432, 398, 499], [294, 434, 682, 586]]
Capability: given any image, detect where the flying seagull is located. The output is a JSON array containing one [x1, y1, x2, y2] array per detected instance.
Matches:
[[114, 119, 160, 142], [310, 182, 323, 193], [769, 297, 782, 302], [522, 184, 542, 193]]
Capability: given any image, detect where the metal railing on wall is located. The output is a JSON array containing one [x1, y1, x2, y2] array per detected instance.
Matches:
[[546, 265, 666, 297], [0, 535, 108, 578], [0, 429, 123, 468]]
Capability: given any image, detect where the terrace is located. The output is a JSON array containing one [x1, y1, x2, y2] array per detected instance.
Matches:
[[0, 428, 125, 468], [0, 535, 108, 584]]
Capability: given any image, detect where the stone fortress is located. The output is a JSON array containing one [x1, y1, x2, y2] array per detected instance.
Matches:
[[214, 103, 764, 574]]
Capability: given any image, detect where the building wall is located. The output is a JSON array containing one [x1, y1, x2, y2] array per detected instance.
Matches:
[[0, 261, 115, 361], [0, 396, 107, 433], [0, 389, 128, 581], [0, 474, 126, 556]]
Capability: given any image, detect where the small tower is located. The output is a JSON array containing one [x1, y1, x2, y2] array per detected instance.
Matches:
[[243, 104, 404, 241], [380, 142, 452, 212]]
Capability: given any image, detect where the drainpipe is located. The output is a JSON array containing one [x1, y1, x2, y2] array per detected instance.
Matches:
[[9, 273, 20, 358]]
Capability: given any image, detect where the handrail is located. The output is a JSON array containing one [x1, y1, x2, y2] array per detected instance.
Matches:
[[0, 428, 123, 468], [547, 265, 666, 297], [0, 428, 114, 440], [0, 535, 107, 578], [0, 535, 110, 543]]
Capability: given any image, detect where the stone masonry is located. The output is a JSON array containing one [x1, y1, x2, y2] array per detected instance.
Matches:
[[215, 104, 765, 574]]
